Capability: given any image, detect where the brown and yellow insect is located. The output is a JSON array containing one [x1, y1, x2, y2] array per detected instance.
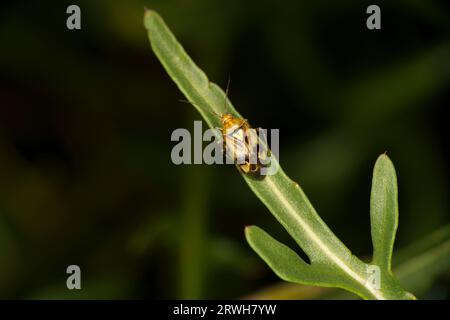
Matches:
[[220, 113, 267, 175], [180, 80, 268, 175]]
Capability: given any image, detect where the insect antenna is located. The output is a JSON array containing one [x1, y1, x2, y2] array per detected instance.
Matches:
[[178, 98, 222, 119], [177, 75, 233, 120], [223, 74, 232, 114]]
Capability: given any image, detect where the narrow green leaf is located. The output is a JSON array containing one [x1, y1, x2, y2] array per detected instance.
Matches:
[[245, 225, 384, 294], [246, 225, 450, 300], [143, 10, 241, 130], [144, 9, 350, 267], [370, 154, 399, 272], [144, 10, 414, 300], [245, 226, 312, 284]]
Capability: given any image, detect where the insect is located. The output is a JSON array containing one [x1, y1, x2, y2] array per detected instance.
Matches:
[[180, 79, 269, 175], [220, 113, 267, 175]]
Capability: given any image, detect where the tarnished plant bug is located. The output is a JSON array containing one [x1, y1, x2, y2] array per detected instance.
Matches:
[[180, 79, 269, 175]]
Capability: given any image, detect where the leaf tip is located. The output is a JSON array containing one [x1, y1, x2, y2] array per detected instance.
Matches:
[[244, 225, 255, 235], [375, 153, 396, 172], [377, 152, 389, 161], [143, 8, 160, 30]]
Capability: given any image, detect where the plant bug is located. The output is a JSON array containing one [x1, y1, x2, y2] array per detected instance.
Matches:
[[220, 113, 268, 175], [179, 79, 269, 175], [218, 79, 269, 175]]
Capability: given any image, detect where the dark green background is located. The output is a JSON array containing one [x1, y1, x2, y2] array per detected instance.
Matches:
[[0, 0, 449, 299]]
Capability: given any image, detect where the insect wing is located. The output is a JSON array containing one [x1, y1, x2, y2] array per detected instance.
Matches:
[[224, 127, 249, 164], [245, 128, 261, 165]]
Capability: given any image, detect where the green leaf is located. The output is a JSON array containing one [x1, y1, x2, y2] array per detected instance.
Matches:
[[370, 154, 398, 272], [245, 226, 313, 284], [245, 225, 356, 290], [246, 225, 450, 300], [330, 224, 450, 299], [143, 9, 241, 130], [144, 9, 414, 300]]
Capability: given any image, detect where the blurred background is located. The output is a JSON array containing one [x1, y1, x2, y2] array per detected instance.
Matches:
[[0, 0, 449, 299]]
